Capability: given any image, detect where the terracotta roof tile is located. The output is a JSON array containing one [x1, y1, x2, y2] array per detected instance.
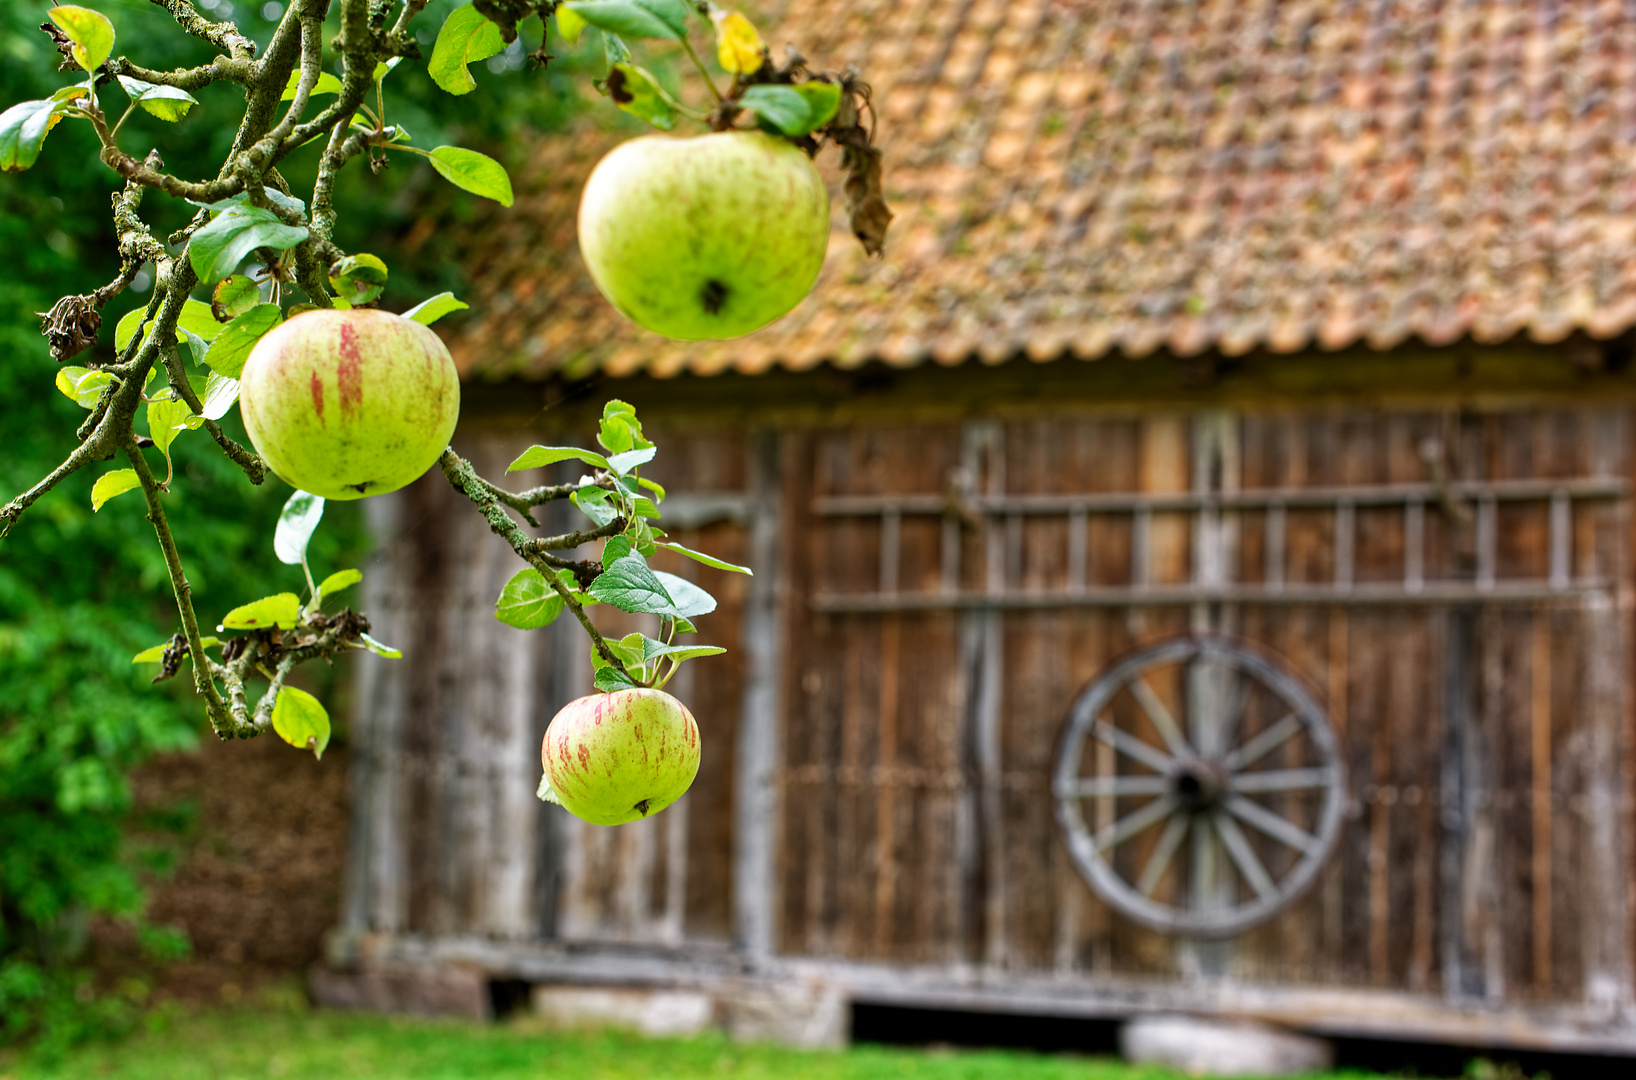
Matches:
[[451, 0, 1636, 381]]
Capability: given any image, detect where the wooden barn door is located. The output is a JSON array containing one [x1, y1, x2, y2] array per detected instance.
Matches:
[[777, 407, 1633, 1010]]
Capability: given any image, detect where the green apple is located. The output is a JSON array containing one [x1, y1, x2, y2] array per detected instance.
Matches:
[[238, 308, 460, 500], [577, 130, 830, 341], [541, 688, 701, 826]]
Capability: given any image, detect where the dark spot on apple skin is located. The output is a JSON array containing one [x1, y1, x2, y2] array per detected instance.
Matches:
[[348, 482, 371, 494], [700, 279, 729, 314], [633, 799, 652, 817]]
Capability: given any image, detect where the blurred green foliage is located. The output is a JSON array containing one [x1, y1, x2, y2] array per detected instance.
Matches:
[[1, 0, 597, 1046]]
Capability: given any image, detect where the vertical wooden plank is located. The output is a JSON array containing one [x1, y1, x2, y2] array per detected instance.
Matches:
[[1531, 611, 1553, 991], [976, 422, 1007, 967], [733, 430, 783, 960], [873, 614, 901, 952]]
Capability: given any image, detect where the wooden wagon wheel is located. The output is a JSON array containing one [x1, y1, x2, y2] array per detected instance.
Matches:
[[1053, 635, 1346, 938]]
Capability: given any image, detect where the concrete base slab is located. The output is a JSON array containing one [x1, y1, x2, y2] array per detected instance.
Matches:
[[1121, 1014, 1335, 1078], [719, 978, 848, 1048], [308, 964, 490, 1020], [530, 985, 715, 1037]]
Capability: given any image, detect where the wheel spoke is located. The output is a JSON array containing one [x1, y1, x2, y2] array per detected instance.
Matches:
[[1128, 676, 1195, 757], [1063, 774, 1172, 799], [1222, 712, 1302, 772], [1212, 673, 1253, 759], [1091, 718, 1177, 774], [1230, 767, 1336, 793], [1093, 795, 1180, 853], [1211, 810, 1277, 900], [1223, 793, 1322, 856], [1136, 813, 1189, 896]]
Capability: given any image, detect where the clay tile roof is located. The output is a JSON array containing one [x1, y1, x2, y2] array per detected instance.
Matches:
[[451, 0, 1636, 381]]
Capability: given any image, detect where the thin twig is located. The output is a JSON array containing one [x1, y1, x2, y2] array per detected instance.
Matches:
[[438, 449, 630, 675]]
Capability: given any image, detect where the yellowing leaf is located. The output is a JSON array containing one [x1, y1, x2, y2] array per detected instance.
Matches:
[[711, 10, 764, 75], [271, 686, 331, 760], [220, 592, 302, 630], [556, 5, 588, 45], [49, 6, 116, 74], [91, 469, 141, 511]]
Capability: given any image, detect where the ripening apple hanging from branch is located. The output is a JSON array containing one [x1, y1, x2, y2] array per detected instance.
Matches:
[[555, 0, 894, 340]]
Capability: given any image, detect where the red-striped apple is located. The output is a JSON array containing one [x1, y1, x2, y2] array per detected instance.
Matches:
[[238, 308, 459, 500], [540, 688, 701, 826]]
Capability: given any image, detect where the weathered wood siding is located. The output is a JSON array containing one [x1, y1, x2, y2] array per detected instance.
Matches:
[[346, 399, 1633, 1019], [777, 407, 1633, 1008]]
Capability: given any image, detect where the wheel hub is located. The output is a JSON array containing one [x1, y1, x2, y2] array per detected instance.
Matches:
[[1169, 759, 1226, 810]]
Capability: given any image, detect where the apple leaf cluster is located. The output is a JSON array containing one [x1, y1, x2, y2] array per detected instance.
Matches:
[[497, 400, 745, 693]]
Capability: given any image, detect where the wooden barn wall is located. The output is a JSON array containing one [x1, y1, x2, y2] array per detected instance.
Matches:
[[345, 425, 752, 948], [345, 385, 1636, 1015], [776, 406, 1634, 1009]]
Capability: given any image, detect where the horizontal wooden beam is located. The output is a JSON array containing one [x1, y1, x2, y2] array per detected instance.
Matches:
[[815, 477, 1629, 517], [809, 581, 1618, 612]]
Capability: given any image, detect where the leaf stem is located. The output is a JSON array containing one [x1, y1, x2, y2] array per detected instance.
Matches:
[[679, 33, 724, 103]]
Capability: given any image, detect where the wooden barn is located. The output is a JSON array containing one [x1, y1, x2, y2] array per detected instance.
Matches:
[[320, 0, 1636, 1058]]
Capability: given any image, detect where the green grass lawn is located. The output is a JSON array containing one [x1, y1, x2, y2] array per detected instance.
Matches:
[[0, 1008, 1422, 1080]]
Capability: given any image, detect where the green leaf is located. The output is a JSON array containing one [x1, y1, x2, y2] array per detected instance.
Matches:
[[602, 535, 633, 563], [189, 203, 310, 285], [739, 82, 842, 137], [274, 491, 325, 566], [652, 570, 717, 618], [0, 99, 64, 173], [359, 632, 403, 659], [178, 298, 226, 342], [220, 592, 302, 630], [572, 486, 621, 528], [90, 469, 141, 512], [314, 568, 362, 605], [604, 446, 656, 476], [564, 0, 690, 41], [402, 292, 469, 326], [537, 773, 563, 804], [114, 307, 150, 351], [656, 541, 753, 575], [132, 636, 218, 664], [610, 631, 647, 667], [508, 446, 610, 472], [178, 325, 210, 367], [115, 76, 197, 122], [55, 367, 115, 409], [597, 399, 651, 452], [637, 476, 667, 503], [494, 568, 567, 630], [428, 3, 508, 95], [189, 188, 307, 218], [602, 63, 677, 131], [328, 253, 389, 306], [49, 5, 116, 73], [373, 57, 404, 83], [594, 666, 639, 693], [199, 372, 240, 421], [271, 686, 331, 760], [145, 396, 195, 471], [282, 69, 344, 100], [556, 5, 589, 44], [588, 554, 675, 615], [650, 644, 726, 664], [212, 275, 261, 320], [204, 304, 282, 378], [428, 146, 514, 206]]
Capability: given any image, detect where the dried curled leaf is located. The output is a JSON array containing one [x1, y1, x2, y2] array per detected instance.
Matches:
[[828, 69, 893, 256]]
